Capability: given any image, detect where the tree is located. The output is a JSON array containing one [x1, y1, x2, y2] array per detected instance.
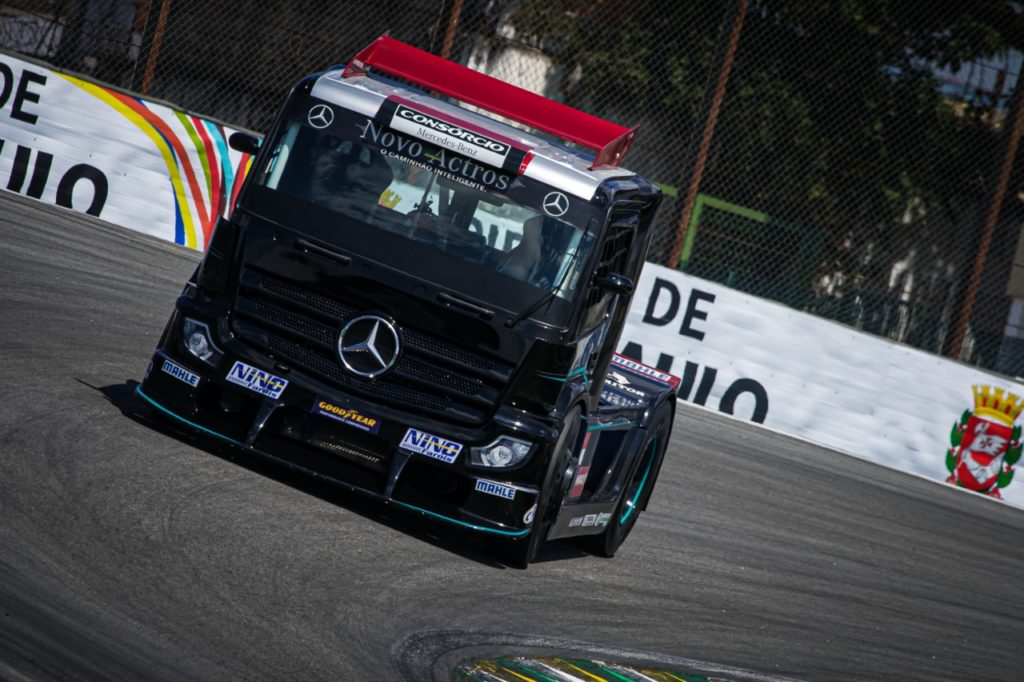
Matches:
[[501, 0, 1024, 363]]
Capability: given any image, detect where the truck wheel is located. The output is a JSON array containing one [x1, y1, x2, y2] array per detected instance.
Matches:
[[490, 406, 582, 568], [590, 401, 672, 558]]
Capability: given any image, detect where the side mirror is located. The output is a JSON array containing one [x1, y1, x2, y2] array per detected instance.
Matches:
[[595, 273, 634, 296], [229, 132, 261, 155]]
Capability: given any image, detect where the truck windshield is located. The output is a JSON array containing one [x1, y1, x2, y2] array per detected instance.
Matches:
[[254, 114, 596, 301]]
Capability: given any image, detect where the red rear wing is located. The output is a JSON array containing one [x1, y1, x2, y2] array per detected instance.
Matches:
[[342, 35, 638, 169]]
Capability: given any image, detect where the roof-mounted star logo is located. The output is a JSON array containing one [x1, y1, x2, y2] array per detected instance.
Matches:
[[542, 191, 569, 217], [308, 103, 334, 129]]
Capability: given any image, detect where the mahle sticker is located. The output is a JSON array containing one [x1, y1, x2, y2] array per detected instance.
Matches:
[[474, 479, 516, 500], [400, 428, 462, 464], [162, 359, 199, 387], [225, 361, 288, 399]]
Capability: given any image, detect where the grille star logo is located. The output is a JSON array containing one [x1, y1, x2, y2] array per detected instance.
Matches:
[[337, 314, 400, 378]]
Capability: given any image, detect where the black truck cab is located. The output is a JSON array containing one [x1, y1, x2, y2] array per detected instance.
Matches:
[[139, 36, 677, 566]]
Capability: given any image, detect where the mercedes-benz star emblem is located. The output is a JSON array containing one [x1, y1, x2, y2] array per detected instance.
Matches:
[[307, 103, 334, 129], [337, 315, 400, 378], [542, 191, 569, 217]]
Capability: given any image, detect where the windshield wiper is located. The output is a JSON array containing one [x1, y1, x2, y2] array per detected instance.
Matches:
[[438, 292, 494, 320], [504, 287, 559, 329], [504, 240, 583, 329]]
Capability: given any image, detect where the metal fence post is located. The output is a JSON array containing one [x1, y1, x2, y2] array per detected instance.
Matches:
[[666, 0, 748, 270], [948, 77, 1024, 359], [140, 0, 172, 96], [440, 0, 464, 60]]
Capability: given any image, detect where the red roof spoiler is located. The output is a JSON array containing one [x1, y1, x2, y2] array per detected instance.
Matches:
[[342, 35, 638, 169]]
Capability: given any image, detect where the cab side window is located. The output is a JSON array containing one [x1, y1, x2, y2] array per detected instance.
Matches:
[[579, 211, 638, 331]]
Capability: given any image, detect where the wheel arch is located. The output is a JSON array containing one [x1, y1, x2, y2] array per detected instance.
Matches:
[[638, 396, 675, 513]]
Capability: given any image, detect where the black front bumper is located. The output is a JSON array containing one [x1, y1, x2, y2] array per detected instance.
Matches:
[[140, 310, 547, 539]]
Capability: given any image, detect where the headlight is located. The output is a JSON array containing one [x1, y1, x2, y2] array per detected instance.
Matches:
[[470, 436, 533, 468], [182, 318, 223, 365]]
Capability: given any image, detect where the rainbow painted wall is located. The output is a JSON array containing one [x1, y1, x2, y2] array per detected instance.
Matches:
[[0, 52, 252, 250]]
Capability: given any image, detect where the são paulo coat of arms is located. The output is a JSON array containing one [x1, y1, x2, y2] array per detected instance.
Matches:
[[946, 384, 1023, 499]]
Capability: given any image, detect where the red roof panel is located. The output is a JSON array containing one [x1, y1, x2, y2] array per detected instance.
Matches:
[[342, 35, 638, 169]]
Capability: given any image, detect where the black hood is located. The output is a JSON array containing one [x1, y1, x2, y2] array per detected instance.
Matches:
[[226, 215, 575, 426]]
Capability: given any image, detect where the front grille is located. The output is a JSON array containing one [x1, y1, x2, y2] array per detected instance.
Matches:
[[266, 334, 453, 413], [402, 327, 496, 372], [231, 268, 512, 425], [256, 302, 334, 345], [260, 275, 355, 320], [401, 357, 482, 395], [252, 271, 498, 372]]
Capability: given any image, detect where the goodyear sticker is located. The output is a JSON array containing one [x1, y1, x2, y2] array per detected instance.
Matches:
[[225, 361, 288, 399], [474, 479, 516, 500], [400, 428, 462, 464], [312, 397, 381, 434]]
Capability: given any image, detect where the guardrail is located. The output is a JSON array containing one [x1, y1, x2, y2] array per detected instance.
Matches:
[[621, 265, 1024, 507], [0, 52, 250, 250]]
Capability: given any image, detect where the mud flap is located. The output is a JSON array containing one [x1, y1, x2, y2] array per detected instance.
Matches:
[[546, 409, 653, 540], [547, 500, 619, 540]]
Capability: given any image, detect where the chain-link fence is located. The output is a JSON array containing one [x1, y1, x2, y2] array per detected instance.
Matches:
[[5, 0, 1024, 375]]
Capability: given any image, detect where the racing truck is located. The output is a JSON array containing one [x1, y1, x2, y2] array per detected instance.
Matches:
[[137, 36, 678, 567]]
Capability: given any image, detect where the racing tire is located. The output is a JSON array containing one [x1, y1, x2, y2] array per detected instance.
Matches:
[[490, 406, 582, 568], [588, 401, 672, 558]]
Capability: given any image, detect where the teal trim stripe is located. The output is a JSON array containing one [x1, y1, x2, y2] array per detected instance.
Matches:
[[536, 367, 589, 383], [587, 421, 633, 431], [621, 436, 657, 525], [391, 501, 532, 537], [135, 386, 242, 446], [138, 387, 530, 538]]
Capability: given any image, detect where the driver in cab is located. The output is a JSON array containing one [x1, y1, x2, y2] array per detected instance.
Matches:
[[500, 215, 564, 290], [307, 137, 393, 216]]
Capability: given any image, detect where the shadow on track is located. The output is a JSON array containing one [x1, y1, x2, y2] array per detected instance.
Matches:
[[78, 378, 590, 570]]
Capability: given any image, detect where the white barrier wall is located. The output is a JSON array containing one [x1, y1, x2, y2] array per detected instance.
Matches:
[[0, 52, 251, 250], [4, 51, 1021, 508], [618, 265, 1024, 508]]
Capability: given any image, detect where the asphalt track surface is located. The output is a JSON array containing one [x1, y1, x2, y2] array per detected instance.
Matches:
[[2, 190, 1024, 682]]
